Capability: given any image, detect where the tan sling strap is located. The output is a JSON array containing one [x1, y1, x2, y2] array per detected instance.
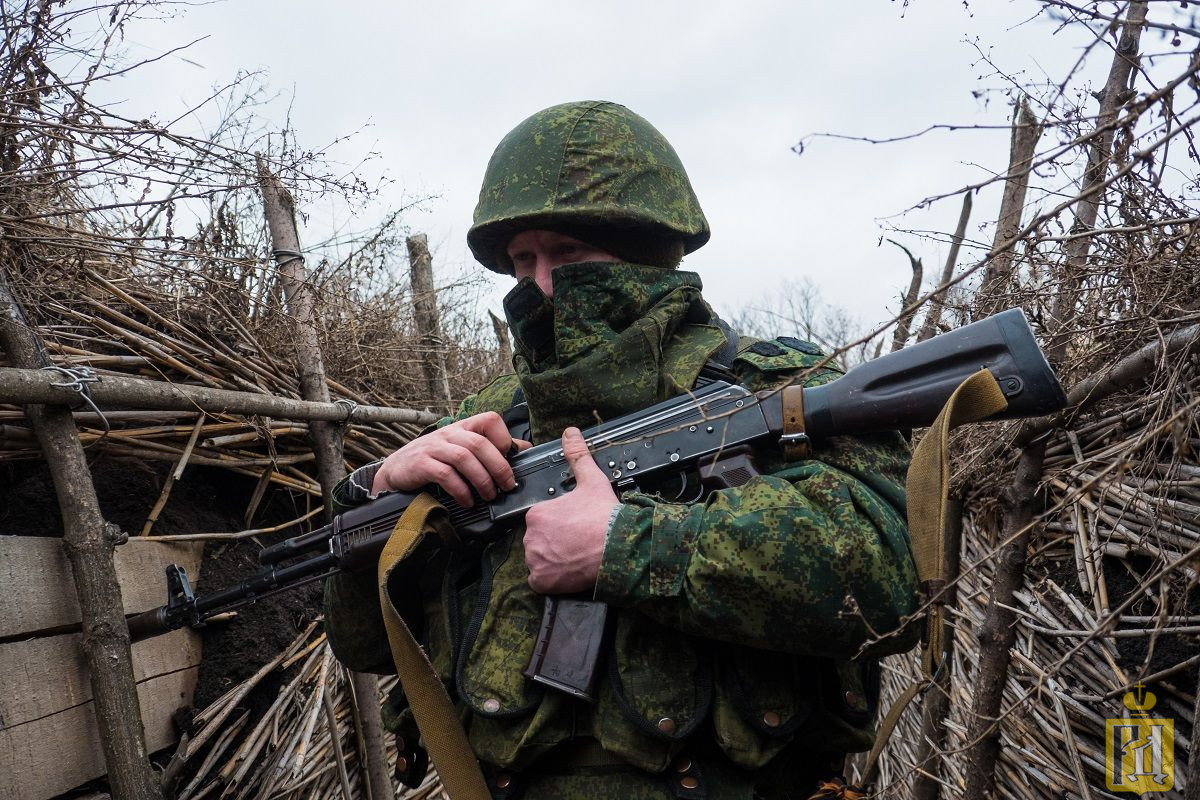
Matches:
[[377, 492, 491, 800], [905, 368, 1008, 675], [853, 368, 1008, 790], [780, 384, 812, 460]]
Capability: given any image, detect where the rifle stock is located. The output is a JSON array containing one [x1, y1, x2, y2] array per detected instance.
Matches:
[[799, 307, 1066, 438]]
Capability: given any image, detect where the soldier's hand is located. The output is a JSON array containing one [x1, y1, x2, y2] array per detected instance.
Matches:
[[524, 427, 618, 594], [371, 412, 530, 508]]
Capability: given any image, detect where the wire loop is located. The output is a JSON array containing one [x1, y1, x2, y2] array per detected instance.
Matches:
[[333, 398, 358, 424], [41, 364, 111, 437], [271, 248, 305, 268]]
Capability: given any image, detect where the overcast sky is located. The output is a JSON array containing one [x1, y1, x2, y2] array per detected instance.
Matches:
[[107, 1, 1132, 333]]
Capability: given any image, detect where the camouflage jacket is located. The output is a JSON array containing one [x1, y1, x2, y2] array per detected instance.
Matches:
[[324, 265, 920, 796]]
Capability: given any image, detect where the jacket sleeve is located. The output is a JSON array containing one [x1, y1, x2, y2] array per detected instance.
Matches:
[[593, 427, 921, 661]]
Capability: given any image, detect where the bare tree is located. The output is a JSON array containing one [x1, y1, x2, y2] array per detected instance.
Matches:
[[729, 278, 876, 367]]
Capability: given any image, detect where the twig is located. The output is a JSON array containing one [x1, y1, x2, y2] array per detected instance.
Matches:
[[138, 506, 324, 542], [141, 411, 206, 535]]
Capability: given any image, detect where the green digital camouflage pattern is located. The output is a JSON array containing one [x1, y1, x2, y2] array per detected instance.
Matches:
[[595, 414, 917, 662], [468, 102, 710, 273], [323, 262, 921, 797], [504, 262, 726, 442]]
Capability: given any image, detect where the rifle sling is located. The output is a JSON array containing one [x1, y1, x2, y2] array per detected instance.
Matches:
[[858, 368, 1008, 788], [378, 492, 491, 800], [780, 384, 811, 460]]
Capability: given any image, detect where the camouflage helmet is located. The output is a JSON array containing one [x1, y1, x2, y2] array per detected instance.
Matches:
[[468, 101, 710, 273]]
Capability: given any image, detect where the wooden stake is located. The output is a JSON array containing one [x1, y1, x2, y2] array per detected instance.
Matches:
[[916, 191, 972, 343], [258, 158, 395, 800], [258, 156, 345, 516], [350, 671, 393, 800], [406, 233, 454, 415], [0, 268, 161, 798], [962, 8, 1149, 799], [977, 97, 1044, 316]]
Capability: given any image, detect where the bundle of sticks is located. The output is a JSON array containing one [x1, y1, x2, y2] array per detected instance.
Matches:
[[0, 264, 434, 519], [0, 255, 466, 798], [873, 364, 1200, 799], [164, 623, 446, 800]]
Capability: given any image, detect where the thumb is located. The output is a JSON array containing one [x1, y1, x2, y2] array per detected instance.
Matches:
[[561, 427, 606, 485]]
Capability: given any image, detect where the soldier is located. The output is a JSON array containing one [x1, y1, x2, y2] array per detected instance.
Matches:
[[325, 100, 920, 799]]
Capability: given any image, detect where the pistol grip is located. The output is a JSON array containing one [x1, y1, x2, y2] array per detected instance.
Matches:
[[699, 444, 760, 491]]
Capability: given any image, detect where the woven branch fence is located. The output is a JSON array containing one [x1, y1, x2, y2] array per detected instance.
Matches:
[[869, 341, 1200, 800]]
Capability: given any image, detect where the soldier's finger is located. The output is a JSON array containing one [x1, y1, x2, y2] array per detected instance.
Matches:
[[438, 443, 497, 502], [460, 411, 515, 454], [446, 428, 517, 491], [421, 457, 474, 508], [560, 427, 605, 485]]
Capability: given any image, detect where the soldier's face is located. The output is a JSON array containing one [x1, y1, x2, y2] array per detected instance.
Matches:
[[506, 229, 618, 298]]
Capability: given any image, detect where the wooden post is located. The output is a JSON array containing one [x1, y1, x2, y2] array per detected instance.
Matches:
[[257, 160, 395, 800], [257, 156, 344, 516], [962, 7, 1148, 799], [406, 233, 454, 415], [0, 366, 437, 426], [976, 97, 1044, 318], [916, 191, 972, 343], [0, 267, 161, 799]]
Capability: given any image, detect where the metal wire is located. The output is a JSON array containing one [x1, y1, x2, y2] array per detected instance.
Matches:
[[270, 248, 305, 268], [41, 364, 111, 440], [332, 397, 358, 424]]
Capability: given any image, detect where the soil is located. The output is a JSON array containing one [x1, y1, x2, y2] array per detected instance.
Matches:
[[1103, 553, 1200, 677], [1039, 548, 1200, 683], [0, 453, 324, 725]]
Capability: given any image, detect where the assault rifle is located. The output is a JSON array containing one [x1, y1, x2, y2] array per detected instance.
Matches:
[[127, 308, 1067, 699]]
